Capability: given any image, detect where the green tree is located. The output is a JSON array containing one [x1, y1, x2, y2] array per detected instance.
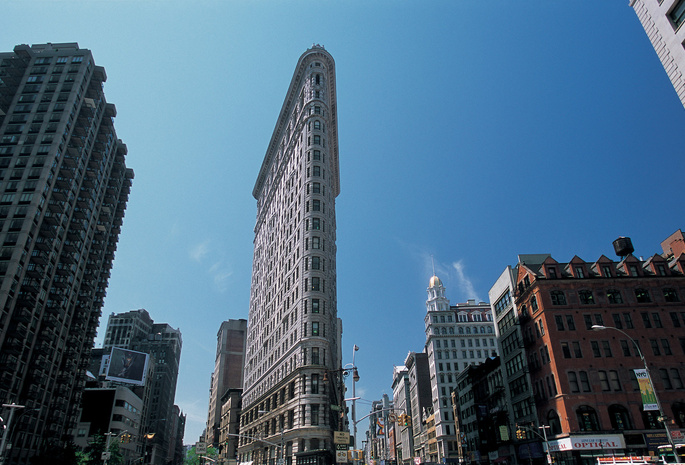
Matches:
[[83, 434, 124, 465], [184, 445, 218, 465]]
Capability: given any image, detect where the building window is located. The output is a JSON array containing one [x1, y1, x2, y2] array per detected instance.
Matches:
[[608, 405, 631, 430], [550, 290, 566, 305], [555, 315, 565, 331], [606, 289, 623, 304], [664, 288, 680, 302], [635, 288, 651, 303], [575, 266, 585, 278], [577, 406, 600, 431], [579, 290, 595, 305], [669, 0, 685, 30], [591, 341, 602, 357], [312, 322, 319, 336], [642, 312, 652, 328], [311, 404, 319, 425]]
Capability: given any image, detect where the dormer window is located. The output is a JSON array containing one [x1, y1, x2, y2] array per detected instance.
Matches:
[[574, 266, 585, 278], [548, 267, 557, 279]]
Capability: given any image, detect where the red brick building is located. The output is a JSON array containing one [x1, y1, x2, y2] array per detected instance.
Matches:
[[514, 231, 685, 465]]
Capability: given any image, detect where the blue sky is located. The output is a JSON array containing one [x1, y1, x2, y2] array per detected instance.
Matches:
[[4, 0, 685, 445]]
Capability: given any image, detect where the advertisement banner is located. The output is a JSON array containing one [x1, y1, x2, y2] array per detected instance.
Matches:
[[106, 347, 149, 386], [634, 369, 659, 411]]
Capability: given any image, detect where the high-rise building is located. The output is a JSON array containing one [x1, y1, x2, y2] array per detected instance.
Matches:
[[206, 319, 247, 450], [392, 365, 413, 465], [238, 45, 341, 465], [103, 310, 183, 465], [0, 42, 133, 463], [629, 0, 685, 108], [424, 276, 498, 463], [404, 351, 432, 463]]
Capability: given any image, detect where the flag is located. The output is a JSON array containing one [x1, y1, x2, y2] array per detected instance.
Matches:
[[634, 369, 658, 411]]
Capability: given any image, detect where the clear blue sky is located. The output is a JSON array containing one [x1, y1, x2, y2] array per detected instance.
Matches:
[[4, 0, 685, 445]]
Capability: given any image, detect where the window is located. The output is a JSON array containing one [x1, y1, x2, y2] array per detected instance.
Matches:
[[311, 277, 320, 291], [566, 315, 576, 330], [577, 406, 600, 431], [602, 265, 613, 277], [612, 313, 623, 329], [312, 182, 321, 194], [312, 199, 321, 211], [548, 267, 557, 278], [652, 313, 663, 328], [575, 266, 585, 278], [635, 288, 652, 303], [580, 371, 591, 392], [312, 165, 321, 176], [311, 374, 319, 394], [551, 290, 566, 305], [584, 314, 593, 330], [312, 322, 319, 336], [599, 370, 611, 391], [602, 340, 612, 357], [669, 0, 685, 30], [664, 288, 680, 302], [312, 237, 320, 249], [609, 405, 632, 430], [568, 371, 580, 392], [661, 339, 672, 355], [312, 299, 319, 313], [555, 315, 565, 331], [650, 339, 661, 356], [561, 342, 572, 358], [591, 341, 601, 357], [624, 313, 634, 329], [641, 312, 652, 328], [311, 404, 319, 425], [671, 312, 682, 327], [578, 290, 594, 304], [573, 341, 583, 358]]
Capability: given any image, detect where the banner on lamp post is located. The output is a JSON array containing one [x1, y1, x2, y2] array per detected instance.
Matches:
[[634, 369, 659, 411]]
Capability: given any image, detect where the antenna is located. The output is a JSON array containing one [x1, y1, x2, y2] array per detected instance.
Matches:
[[431, 255, 436, 276]]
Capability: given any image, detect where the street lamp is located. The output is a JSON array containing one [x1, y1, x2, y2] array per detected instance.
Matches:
[[0, 402, 25, 465], [592, 324, 680, 463]]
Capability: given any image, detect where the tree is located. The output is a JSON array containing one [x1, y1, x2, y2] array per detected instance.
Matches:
[[184, 445, 218, 465]]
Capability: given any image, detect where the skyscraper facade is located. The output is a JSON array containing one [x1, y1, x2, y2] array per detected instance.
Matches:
[[238, 45, 341, 465], [103, 310, 183, 465], [424, 276, 498, 463], [630, 0, 685, 108], [0, 43, 133, 463]]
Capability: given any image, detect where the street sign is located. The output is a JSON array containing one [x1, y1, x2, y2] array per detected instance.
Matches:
[[336, 450, 348, 463], [334, 431, 350, 444], [101, 452, 111, 460], [196, 442, 207, 454]]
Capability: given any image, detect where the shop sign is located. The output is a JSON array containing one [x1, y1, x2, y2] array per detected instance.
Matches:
[[547, 435, 625, 452]]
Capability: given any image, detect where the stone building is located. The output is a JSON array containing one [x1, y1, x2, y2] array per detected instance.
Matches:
[[238, 45, 342, 465]]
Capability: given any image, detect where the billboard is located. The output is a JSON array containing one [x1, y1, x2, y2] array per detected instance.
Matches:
[[105, 347, 149, 386]]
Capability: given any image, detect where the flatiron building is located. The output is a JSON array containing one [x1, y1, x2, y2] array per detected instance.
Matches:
[[238, 45, 342, 465]]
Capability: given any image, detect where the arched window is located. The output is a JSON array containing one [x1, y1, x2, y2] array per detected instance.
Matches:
[[547, 410, 562, 435], [642, 410, 662, 429], [487, 327, 493, 334], [480, 326, 486, 334], [449, 327, 454, 334], [608, 405, 633, 430], [441, 327, 447, 335], [466, 327, 472, 334], [458, 327, 464, 334], [577, 406, 600, 431]]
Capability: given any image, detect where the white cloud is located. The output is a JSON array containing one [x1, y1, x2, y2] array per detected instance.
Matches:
[[452, 260, 481, 302], [189, 240, 210, 262], [209, 262, 233, 292]]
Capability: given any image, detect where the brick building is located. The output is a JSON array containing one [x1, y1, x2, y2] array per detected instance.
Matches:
[[513, 231, 685, 465]]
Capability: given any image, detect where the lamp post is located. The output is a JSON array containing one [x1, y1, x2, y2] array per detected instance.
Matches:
[[592, 324, 680, 463], [0, 403, 25, 465]]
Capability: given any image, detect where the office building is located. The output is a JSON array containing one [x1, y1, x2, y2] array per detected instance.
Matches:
[[630, 0, 685, 108], [206, 320, 247, 452], [238, 45, 341, 465], [0, 42, 133, 463], [424, 275, 498, 463], [404, 351, 432, 463], [510, 232, 685, 465], [392, 365, 413, 465], [103, 310, 183, 465]]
